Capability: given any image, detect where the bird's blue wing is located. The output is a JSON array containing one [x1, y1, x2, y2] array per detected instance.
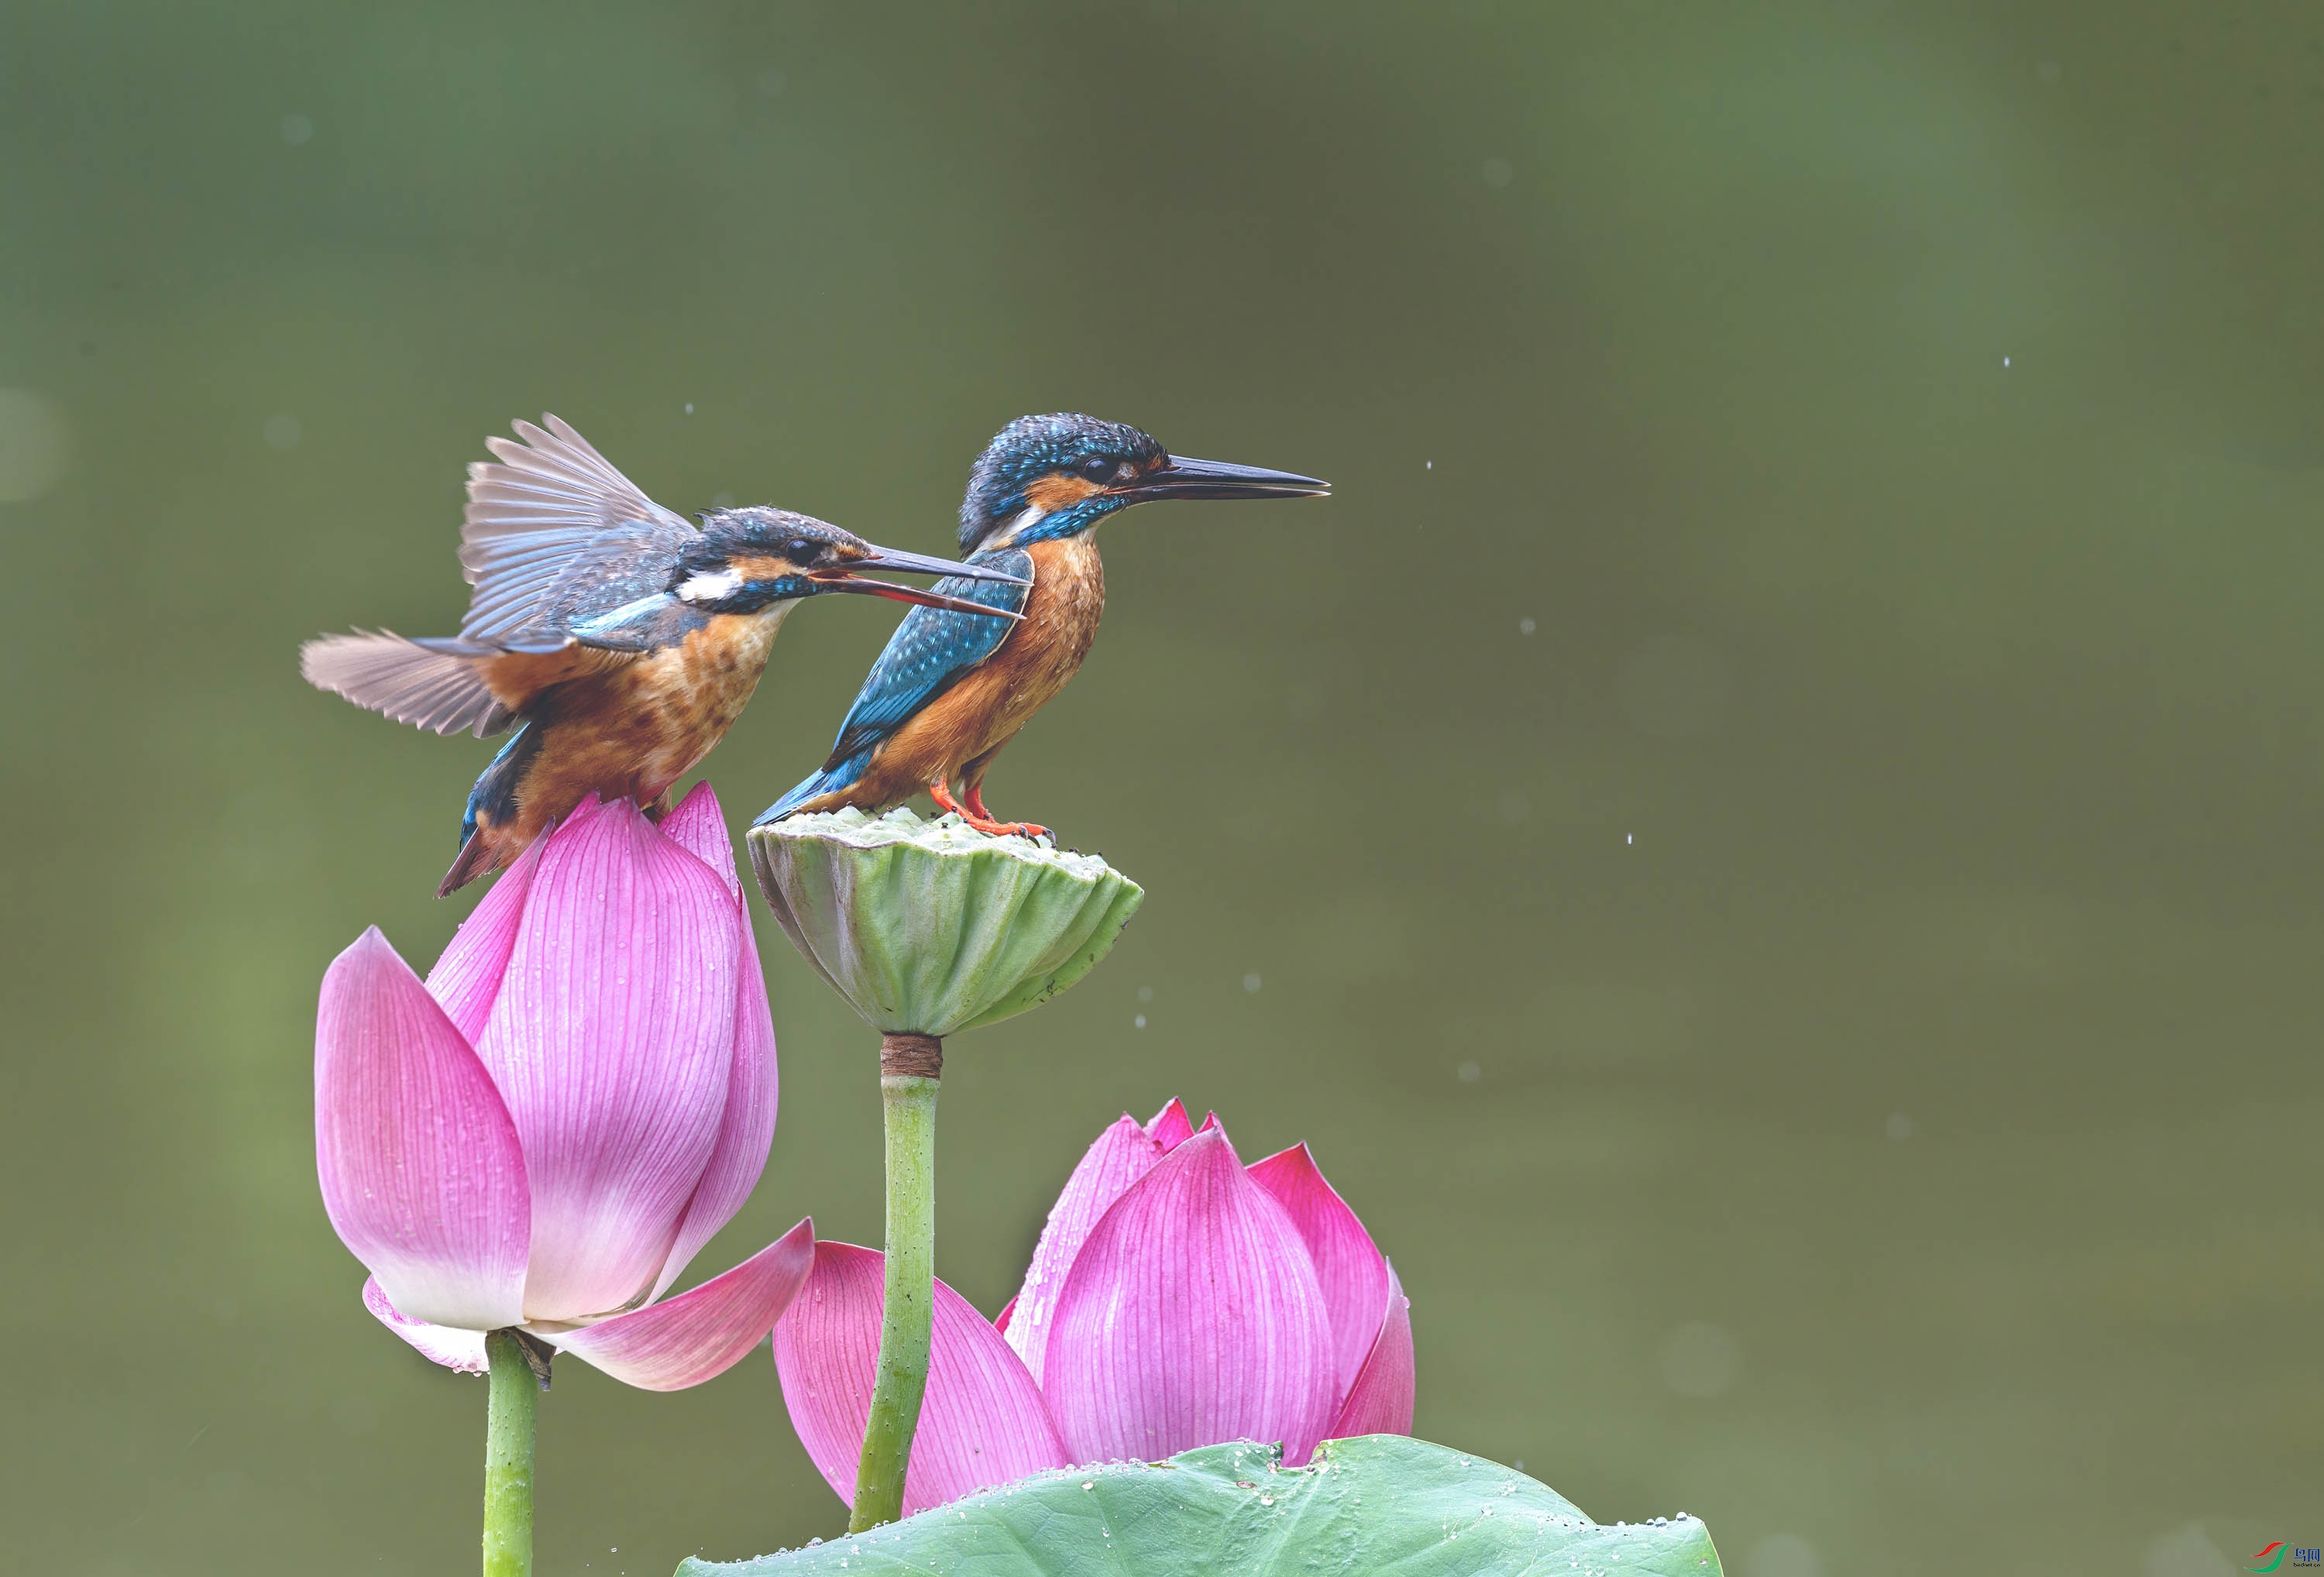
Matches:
[[823, 551, 1033, 766], [458, 414, 696, 645], [555, 591, 708, 654], [755, 550, 1031, 823]]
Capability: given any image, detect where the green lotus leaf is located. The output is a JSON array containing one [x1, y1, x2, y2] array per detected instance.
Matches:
[[679, 1434, 1724, 1577], [748, 808, 1144, 1036]]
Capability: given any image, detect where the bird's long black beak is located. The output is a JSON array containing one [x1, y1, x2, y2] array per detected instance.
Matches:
[[813, 545, 1027, 619], [1111, 455, 1332, 503], [847, 546, 1028, 584]]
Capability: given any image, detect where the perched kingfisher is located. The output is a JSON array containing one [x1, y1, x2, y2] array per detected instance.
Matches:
[[301, 415, 1025, 894], [756, 413, 1329, 837]]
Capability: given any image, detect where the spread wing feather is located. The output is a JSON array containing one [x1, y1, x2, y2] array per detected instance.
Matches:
[[301, 631, 514, 738], [820, 549, 1034, 768], [457, 414, 696, 643], [307, 420, 695, 734]]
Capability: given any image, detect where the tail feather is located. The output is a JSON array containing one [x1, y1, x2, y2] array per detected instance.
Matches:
[[302, 630, 514, 738], [754, 750, 877, 826], [438, 830, 501, 897], [440, 721, 543, 895]]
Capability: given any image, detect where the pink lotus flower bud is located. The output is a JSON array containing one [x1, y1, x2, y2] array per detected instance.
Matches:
[[314, 784, 811, 1390], [774, 1100, 1413, 1514]]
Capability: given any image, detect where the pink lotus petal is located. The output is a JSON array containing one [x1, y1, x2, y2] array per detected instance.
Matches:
[[316, 929, 529, 1331], [771, 1243, 879, 1507], [425, 821, 551, 1043], [1246, 1142, 1391, 1396], [1325, 1260, 1414, 1438], [649, 785, 781, 1300], [550, 1218, 814, 1390], [1144, 1098, 1195, 1151], [653, 927, 778, 1298], [1004, 1114, 1165, 1385], [476, 799, 741, 1322], [1043, 1125, 1339, 1467], [774, 1242, 1068, 1516], [995, 1295, 1017, 1335], [656, 781, 740, 897], [363, 1276, 490, 1373]]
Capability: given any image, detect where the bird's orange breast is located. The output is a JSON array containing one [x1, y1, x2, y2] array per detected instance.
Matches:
[[971, 534, 1106, 740], [514, 609, 789, 823], [871, 535, 1106, 785]]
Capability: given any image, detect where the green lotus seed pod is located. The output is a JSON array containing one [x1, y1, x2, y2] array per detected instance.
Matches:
[[748, 809, 1145, 1036]]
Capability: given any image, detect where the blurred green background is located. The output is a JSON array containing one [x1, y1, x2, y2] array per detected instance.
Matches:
[[3, 2, 2320, 1573]]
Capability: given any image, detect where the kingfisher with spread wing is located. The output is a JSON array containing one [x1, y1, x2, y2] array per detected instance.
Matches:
[[302, 415, 1025, 894], [755, 413, 1329, 838]]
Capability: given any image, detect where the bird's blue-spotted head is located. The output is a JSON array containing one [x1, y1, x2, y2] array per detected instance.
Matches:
[[958, 413, 1330, 555], [679, 509, 1024, 617]]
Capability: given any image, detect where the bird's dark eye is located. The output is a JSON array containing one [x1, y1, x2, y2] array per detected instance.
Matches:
[[787, 538, 818, 559], [1078, 455, 1117, 483]]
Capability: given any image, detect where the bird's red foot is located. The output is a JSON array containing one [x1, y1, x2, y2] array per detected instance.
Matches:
[[970, 816, 1053, 839], [931, 780, 1051, 840]]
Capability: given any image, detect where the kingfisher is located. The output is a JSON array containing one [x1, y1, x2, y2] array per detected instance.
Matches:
[[755, 413, 1328, 837], [301, 414, 1025, 894]]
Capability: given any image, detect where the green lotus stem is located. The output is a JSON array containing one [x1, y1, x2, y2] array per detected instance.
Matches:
[[850, 1034, 943, 1531], [483, 1329, 538, 1577]]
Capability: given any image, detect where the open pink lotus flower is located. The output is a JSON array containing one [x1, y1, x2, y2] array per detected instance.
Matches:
[[315, 783, 813, 1390], [774, 1100, 1413, 1514]]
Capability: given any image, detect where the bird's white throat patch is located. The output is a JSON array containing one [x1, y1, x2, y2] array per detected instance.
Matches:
[[990, 504, 1045, 548], [677, 565, 745, 604]]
